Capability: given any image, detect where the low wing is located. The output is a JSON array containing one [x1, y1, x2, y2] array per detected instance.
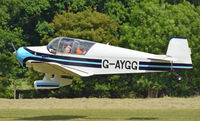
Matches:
[[28, 61, 93, 77]]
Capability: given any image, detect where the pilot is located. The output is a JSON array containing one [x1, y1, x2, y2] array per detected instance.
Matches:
[[64, 45, 72, 53]]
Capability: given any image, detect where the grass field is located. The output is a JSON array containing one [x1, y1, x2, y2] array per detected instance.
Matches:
[[0, 97, 200, 121]]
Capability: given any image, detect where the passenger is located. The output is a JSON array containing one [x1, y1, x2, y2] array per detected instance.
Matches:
[[76, 49, 83, 54]]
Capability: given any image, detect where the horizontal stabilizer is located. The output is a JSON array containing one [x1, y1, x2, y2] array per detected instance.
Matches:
[[148, 55, 174, 62]]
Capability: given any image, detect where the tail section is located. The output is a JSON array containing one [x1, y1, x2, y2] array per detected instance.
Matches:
[[166, 37, 192, 65]]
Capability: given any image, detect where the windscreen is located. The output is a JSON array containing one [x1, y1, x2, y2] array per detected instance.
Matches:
[[57, 38, 95, 55], [47, 37, 61, 54], [48, 37, 96, 55]]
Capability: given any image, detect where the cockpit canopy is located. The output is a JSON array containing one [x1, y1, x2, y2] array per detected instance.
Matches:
[[47, 37, 95, 55]]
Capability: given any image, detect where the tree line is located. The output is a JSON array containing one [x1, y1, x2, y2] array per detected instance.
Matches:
[[0, 0, 200, 98]]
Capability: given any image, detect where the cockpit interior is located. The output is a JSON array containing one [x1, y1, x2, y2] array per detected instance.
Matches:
[[47, 37, 95, 55]]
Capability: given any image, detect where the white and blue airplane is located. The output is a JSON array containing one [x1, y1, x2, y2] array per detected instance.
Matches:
[[16, 37, 192, 89]]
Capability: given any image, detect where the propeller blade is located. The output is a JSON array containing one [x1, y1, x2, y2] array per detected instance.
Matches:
[[11, 42, 17, 55]]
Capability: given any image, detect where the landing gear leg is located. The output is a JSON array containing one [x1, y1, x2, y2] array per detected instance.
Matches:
[[170, 61, 182, 81]]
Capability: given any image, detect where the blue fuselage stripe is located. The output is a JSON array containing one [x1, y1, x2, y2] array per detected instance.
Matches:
[[139, 61, 192, 71], [139, 65, 193, 69], [42, 57, 102, 65]]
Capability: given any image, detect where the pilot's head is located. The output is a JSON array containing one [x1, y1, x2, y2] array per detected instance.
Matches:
[[64, 45, 71, 53]]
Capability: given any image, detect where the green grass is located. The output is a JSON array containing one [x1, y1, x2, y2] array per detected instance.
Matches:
[[0, 97, 200, 121], [0, 109, 200, 121]]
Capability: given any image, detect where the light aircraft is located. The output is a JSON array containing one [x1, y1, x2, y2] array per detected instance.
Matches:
[[16, 37, 192, 89]]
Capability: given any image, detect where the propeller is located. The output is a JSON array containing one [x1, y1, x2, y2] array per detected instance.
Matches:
[[11, 42, 17, 55]]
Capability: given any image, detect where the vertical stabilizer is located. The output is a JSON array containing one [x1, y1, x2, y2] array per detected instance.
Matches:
[[166, 37, 192, 64]]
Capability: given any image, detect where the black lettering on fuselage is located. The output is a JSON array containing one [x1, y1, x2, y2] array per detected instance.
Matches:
[[132, 61, 138, 70], [103, 59, 138, 70], [120, 60, 125, 69], [125, 61, 131, 69], [103, 59, 109, 68], [115, 60, 120, 69]]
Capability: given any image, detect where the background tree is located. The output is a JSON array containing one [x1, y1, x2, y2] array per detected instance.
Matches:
[[41, 10, 119, 45], [164, 0, 200, 6], [0, 28, 25, 98]]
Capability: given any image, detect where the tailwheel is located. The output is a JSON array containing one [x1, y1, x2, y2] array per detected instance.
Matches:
[[171, 70, 182, 81]]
